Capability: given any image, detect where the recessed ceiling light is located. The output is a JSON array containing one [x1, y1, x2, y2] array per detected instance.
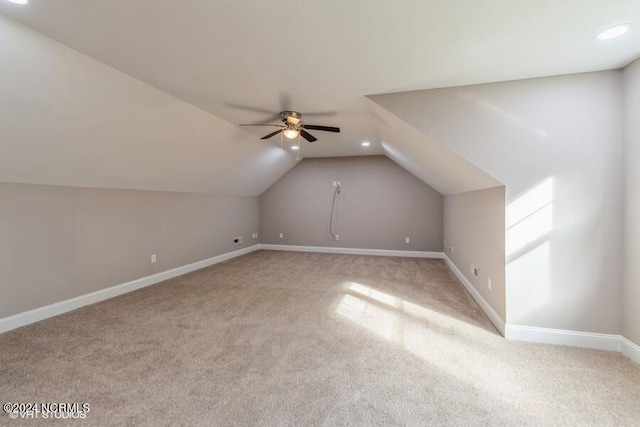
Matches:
[[597, 23, 632, 40], [7, 0, 28, 4], [290, 145, 299, 150], [361, 141, 371, 147]]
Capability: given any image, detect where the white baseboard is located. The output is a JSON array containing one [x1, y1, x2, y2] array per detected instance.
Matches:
[[505, 325, 640, 365], [504, 325, 621, 352], [443, 254, 505, 336], [3, 242, 639, 366], [621, 337, 640, 364], [0, 244, 260, 334], [258, 244, 444, 259]]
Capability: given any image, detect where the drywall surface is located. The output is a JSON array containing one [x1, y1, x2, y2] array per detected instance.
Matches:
[[371, 71, 625, 334], [260, 156, 443, 251], [367, 99, 502, 195], [0, 183, 259, 318], [624, 58, 640, 346], [0, 15, 295, 196], [444, 186, 506, 321]]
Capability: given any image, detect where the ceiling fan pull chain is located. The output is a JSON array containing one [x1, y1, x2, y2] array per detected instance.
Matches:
[[296, 133, 301, 161]]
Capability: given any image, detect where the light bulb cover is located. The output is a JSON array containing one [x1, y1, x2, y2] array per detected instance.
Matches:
[[283, 129, 299, 139]]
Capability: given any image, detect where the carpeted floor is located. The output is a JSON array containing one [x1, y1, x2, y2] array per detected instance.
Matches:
[[1, 250, 639, 426]]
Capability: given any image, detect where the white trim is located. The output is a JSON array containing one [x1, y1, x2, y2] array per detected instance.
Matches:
[[0, 244, 260, 334], [504, 324, 621, 352], [621, 337, 640, 364], [443, 254, 505, 336], [258, 244, 444, 259], [3, 242, 638, 366]]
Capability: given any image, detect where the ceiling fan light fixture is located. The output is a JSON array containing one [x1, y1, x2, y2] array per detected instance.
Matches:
[[283, 128, 299, 139]]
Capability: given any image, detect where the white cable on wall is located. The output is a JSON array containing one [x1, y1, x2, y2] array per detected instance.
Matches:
[[329, 182, 341, 239]]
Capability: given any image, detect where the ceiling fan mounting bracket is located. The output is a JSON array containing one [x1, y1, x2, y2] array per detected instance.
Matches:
[[280, 111, 302, 125]]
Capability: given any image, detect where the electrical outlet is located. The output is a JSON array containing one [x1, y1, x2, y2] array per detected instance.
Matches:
[[335, 234, 340, 240], [333, 181, 337, 187], [488, 278, 492, 290], [471, 264, 479, 278], [405, 237, 410, 244], [252, 233, 258, 239], [279, 233, 283, 239], [151, 254, 157, 264], [450, 246, 454, 254]]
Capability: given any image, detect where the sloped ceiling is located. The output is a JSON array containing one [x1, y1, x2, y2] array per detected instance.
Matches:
[[367, 99, 500, 195], [1, 1, 639, 195], [0, 16, 296, 196]]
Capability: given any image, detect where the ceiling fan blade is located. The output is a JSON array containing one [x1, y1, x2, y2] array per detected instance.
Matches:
[[300, 129, 318, 142], [239, 124, 283, 127], [261, 129, 284, 140], [301, 124, 340, 133]]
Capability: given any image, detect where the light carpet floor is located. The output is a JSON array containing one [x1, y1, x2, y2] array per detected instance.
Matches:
[[1, 250, 639, 426]]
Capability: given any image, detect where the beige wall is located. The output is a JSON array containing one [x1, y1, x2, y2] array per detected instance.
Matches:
[[624, 58, 640, 346], [444, 187, 506, 321], [260, 156, 443, 251], [0, 183, 259, 318], [370, 71, 625, 334]]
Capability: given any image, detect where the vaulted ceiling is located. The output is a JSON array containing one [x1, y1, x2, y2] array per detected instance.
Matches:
[[1, 1, 639, 195]]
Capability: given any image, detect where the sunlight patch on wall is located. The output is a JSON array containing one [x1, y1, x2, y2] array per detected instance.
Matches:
[[506, 240, 552, 323], [506, 177, 554, 256], [506, 178, 554, 322]]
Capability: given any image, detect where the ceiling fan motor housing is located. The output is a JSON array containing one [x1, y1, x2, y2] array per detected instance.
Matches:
[[281, 111, 302, 125]]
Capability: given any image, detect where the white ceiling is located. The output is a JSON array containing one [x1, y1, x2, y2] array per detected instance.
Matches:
[[1, 0, 639, 194]]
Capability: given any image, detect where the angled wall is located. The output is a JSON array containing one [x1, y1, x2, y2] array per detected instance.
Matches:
[[371, 71, 625, 335], [0, 15, 295, 196], [260, 156, 443, 251], [367, 99, 501, 195], [623, 58, 640, 347], [444, 186, 506, 323], [0, 16, 272, 324]]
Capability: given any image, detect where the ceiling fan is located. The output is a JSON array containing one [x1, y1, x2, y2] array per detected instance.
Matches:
[[240, 111, 340, 143]]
